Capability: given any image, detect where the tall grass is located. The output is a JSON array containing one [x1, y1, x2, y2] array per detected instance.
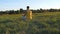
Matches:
[[0, 12, 60, 34]]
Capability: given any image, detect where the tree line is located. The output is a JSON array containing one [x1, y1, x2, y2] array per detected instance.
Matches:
[[0, 8, 60, 14]]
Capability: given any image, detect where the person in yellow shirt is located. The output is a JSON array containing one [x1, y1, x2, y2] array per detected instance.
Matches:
[[22, 6, 32, 21], [26, 6, 32, 20]]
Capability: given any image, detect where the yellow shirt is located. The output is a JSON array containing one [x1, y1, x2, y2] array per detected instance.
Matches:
[[26, 10, 32, 20]]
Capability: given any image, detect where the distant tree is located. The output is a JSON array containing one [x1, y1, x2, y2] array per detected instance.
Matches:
[[16, 10, 20, 14], [0, 11, 3, 15], [58, 9, 60, 12], [37, 9, 40, 13], [20, 8, 23, 13], [40, 8, 43, 12], [32, 10, 37, 13], [8, 10, 14, 14], [49, 8, 54, 12]]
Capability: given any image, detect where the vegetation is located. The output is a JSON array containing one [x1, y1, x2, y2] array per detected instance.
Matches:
[[0, 8, 60, 14], [0, 12, 60, 34]]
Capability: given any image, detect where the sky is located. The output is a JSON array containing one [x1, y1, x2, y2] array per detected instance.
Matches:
[[0, 0, 60, 11]]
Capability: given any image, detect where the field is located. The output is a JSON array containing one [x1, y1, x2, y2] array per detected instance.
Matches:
[[0, 12, 60, 34]]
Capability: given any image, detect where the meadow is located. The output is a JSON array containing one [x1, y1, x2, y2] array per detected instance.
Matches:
[[0, 12, 60, 34]]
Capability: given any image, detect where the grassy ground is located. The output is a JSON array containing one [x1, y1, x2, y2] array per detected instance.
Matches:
[[0, 12, 60, 34]]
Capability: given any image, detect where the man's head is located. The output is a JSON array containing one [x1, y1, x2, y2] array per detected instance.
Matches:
[[27, 6, 29, 10]]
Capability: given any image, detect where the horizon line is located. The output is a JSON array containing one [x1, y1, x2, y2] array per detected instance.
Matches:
[[0, 8, 60, 11]]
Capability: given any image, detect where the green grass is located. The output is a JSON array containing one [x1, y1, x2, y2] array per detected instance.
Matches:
[[0, 12, 60, 34]]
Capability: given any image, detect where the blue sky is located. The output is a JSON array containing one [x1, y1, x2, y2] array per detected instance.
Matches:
[[0, 0, 60, 10]]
